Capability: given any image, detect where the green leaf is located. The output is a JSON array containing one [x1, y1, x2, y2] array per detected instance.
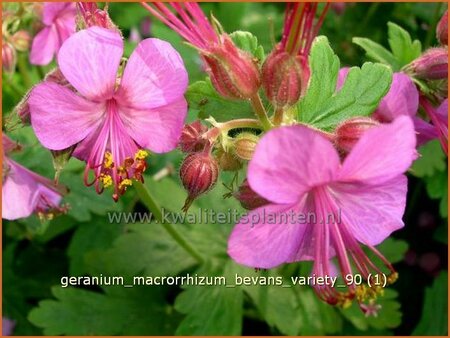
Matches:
[[411, 140, 447, 177], [174, 261, 243, 335], [413, 272, 448, 335], [424, 169, 448, 218], [298, 36, 392, 130], [387, 22, 422, 67], [28, 286, 179, 335], [371, 238, 409, 264], [352, 37, 400, 70], [341, 289, 402, 330], [230, 30, 265, 61], [186, 78, 254, 122]]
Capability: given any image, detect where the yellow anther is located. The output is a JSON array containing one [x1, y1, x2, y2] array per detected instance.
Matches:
[[104, 152, 113, 168], [119, 179, 133, 190], [135, 149, 149, 160], [387, 272, 399, 284], [100, 174, 113, 188]]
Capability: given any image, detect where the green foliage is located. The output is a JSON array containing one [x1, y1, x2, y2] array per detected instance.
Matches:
[[186, 78, 254, 122], [413, 272, 448, 335], [297, 36, 392, 130], [28, 286, 179, 335], [353, 22, 422, 71], [230, 30, 265, 61]]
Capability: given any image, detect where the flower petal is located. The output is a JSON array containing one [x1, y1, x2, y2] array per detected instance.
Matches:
[[373, 72, 419, 122], [42, 2, 73, 25], [227, 203, 309, 269], [332, 175, 407, 245], [120, 98, 187, 153], [116, 38, 188, 109], [336, 67, 350, 91], [339, 116, 417, 185], [57, 27, 123, 101], [414, 116, 438, 146], [29, 26, 57, 65], [2, 161, 38, 220], [248, 125, 340, 204], [29, 82, 104, 150]]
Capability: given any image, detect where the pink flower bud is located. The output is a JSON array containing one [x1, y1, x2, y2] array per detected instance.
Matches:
[[262, 47, 304, 108], [203, 35, 261, 100], [216, 147, 242, 171], [10, 30, 31, 52], [179, 121, 208, 153], [234, 179, 269, 210], [234, 132, 259, 161], [406, 48, 448, 80], [335, 117, 379, 153], [180, 152, 219, 211], [76, 3, 118, 31], [436, 10, 448, 45], [2, 42, 16, 74]]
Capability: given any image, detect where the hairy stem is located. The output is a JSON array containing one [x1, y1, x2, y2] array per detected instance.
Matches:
[[249, 94, 272, 130], [203, 118, 262, 141], [134, 180, 205, 264]]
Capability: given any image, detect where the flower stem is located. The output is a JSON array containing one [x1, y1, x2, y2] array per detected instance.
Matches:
[[273, 107, 285, 126], [134, 180, 205, 265], [249, 94, 272, 130]]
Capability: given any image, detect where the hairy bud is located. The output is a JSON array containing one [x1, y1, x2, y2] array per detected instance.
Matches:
[[10, 30, 31, 52], [335, 117, 379, 153], [406, 48, 448, 80], [436, 10, 448, 45], [262, 48, 303, 108], [179, 121, 208, 153], [203, 35, 261, 100], [216, 147, 242, 171], [2, 42, 16, 74], [234, 133, 259, 161], [234, 179, 269, 210], [180, 152, 219, 211]]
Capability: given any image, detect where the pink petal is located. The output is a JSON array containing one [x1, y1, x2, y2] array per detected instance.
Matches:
[[414, 116, 438, 146], [339, 116, 417, 185], [248, 125, 340, 204], [57, 27, 123, 101], [116, 38, 188, 109], [119, 98, 187, 153], [30, 26, 57, 66], [28, 82, 105, 150], [227, 203, 309, 269], [331, 175, 407, 245], [42, 3, 74, 25], [2, 160, 38, 220], [53, 10, 76, 50], [373, 72, 419, 122], [336, 67, 350, 91]]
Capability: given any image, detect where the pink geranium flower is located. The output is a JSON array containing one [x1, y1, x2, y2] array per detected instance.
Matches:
[[420, 98, 448, 155], [30, 2, 76, 65], [28, 27, 188, 201], [2, 135, 67, 221], [228, 116, 417, 312]]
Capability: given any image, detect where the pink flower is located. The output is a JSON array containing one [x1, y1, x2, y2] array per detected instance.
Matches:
[[76, 2, 117, 31], [30, 3, 76, 65], [2, 135, 67, 221], [143, 2, 260, 100], [420, 98, 448, 155], [28, 27, 188, 201], [228, 116, 417, 310]]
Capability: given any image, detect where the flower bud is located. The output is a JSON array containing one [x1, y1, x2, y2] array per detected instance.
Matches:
[[2, 42, 16, 74], [234, 179, 269, 210], [335, 117, 379, 153], [180, 152, 219, 211], [262, 48, 303, 108], [10, 30, 31, 52], [216, 147, 242, 171], [234, 132, 259, 161], [436, 10, 448, 45], [179, 121, 208, 153], [203, 35, 261, 100], [406, 48, 448, 80], [76, 3, 118, 32]]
